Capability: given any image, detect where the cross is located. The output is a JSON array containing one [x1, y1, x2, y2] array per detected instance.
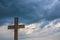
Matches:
[[8, 17, 25, 40]]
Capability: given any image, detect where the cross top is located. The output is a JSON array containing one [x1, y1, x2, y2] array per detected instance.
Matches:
[[8, 17, 25, 40]]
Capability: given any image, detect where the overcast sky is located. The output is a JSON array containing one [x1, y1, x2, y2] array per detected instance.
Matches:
[[0, 0, 60, 40]]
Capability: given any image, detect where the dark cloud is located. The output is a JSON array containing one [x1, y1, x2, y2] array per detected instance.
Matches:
[[0, 0, 60, 25]]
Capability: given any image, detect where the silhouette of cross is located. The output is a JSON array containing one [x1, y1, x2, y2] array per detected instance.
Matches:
[[8, 17, 25, 40]]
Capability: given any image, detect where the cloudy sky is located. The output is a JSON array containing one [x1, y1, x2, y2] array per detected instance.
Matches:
[[0, 0, 60, 40]]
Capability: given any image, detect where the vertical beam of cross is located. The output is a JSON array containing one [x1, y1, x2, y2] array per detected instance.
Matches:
[[14, 17, 18, 40], [8, 17, 25, 40]]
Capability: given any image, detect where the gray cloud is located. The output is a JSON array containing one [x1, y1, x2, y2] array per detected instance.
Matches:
[[0, 0, 60, 25]]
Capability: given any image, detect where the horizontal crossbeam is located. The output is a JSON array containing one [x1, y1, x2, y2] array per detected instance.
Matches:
[[8, 25, 25, 29], [8, 25, 14, 29], [18, 25, 25, 28]]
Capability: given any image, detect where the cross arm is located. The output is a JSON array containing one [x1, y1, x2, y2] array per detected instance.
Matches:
[[8, 25, 14, 29], [8, 25, 25, 29], [18, 25, 25, 28]]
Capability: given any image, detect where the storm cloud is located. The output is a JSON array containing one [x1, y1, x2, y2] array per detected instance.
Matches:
[[0, 0, 60, 25]]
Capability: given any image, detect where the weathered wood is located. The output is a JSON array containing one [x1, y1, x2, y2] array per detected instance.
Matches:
[[8, 17, 25, 40], [8, 25, 25, 29], [18, 25, 25, 28], [8, 25, 14, 29]]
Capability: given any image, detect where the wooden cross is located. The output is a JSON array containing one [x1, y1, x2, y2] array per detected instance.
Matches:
[[8, 17, 25, 40]]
